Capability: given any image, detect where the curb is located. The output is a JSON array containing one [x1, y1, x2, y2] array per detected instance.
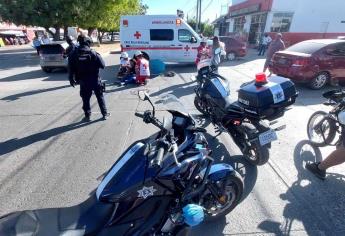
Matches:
[[110, 50, 120, 54]]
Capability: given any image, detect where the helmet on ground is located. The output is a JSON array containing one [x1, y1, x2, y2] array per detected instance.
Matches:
[[134, 50, 143, 57], [121, 52, 129, 58], [338, 110, 345, 125]]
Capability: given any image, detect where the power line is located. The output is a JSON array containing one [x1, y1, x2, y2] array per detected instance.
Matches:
[[202, 0, 213, 15]]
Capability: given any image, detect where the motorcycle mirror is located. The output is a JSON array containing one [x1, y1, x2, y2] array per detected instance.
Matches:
[[138, 91, 148, 101], [138, 91, 155, 116]]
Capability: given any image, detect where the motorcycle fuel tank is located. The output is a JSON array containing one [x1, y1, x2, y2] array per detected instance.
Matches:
[[201, 75, 232, 109], [96, 142, 147, 203]]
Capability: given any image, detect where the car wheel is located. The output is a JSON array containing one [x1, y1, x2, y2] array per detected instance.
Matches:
[[309, 72, 329, 90], [226, 52, 236, 61], [42, 67, 52, 73]]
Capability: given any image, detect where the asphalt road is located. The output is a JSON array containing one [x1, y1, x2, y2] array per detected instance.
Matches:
[[1, 45, 345, 235]]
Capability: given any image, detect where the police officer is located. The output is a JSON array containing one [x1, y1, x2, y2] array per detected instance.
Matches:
[[68, 34, 110, 121], [65, 35, 76, 57]]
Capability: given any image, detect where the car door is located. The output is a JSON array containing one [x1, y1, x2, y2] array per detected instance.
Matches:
[[176, 29, 198, 63], [329, 43, 345, 82]]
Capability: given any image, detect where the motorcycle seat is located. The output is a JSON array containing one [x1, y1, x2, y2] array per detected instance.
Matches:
[[0, 194, 114, 236], [226, 102, 244, 113]]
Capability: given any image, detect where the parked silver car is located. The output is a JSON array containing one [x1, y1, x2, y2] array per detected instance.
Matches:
[[39, 42, 69, 73]]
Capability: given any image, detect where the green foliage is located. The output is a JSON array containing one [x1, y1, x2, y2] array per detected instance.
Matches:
[[187, 18, 214, 37], [0, 0, 144, 39]]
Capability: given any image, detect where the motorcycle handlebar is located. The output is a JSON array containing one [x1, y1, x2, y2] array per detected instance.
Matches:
[[153, 147, 165, 167], [134, 112, 144, 118]]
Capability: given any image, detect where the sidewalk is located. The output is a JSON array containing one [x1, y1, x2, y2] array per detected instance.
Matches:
[[92, 42, 120, 56]]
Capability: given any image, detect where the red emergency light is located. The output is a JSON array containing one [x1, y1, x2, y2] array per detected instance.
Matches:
[[255, 72, 268, 86], [123, 19, 128, 27]]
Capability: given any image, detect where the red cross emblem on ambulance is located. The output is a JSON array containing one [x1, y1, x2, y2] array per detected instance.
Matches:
[[134, 31, 142, 39], [184, 45, 190, 51]]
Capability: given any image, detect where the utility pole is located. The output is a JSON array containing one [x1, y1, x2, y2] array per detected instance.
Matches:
[[198, 0, 202, 33], [196, 0, 200, 32]]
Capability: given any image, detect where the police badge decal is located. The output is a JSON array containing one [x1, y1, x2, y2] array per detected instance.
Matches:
[[137, 186, 157, 199]]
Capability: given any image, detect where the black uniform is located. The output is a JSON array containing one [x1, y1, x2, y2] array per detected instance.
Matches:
[[68, 44, 107, 118]]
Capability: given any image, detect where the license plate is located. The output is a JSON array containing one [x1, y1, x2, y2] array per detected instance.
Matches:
[[259, 129, 277, 146], [49, 56, 58, 60]]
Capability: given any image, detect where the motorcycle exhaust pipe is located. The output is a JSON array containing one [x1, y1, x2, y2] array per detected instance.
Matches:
[[274, 125, 286, 132]]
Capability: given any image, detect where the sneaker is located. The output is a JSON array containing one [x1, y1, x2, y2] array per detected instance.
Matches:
[[82, 114, 91, 122], [306, 162, 326, 180], [102, 113, 111, 120]]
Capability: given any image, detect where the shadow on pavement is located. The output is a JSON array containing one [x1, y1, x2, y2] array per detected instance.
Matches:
[[0, 69, 47, 82], [1, 85, 70, 101], [259, 140, 345, 235], [150, 80, 196, 98], [293, 84, 336, 106], [0, 47, 35, 54], [0, 119, 102, 156]]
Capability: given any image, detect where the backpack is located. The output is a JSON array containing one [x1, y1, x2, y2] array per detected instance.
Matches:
[[76, 49, 95, 76]]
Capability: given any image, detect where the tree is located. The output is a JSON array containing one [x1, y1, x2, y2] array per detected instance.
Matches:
[[187, 18, 214, 37], [0, 0, 143, 41], [76, 0, 142, 43], [0, 0, 81, 40], [139, 0, 148, 15]]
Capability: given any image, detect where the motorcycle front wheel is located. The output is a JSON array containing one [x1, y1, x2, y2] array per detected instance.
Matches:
[[240, 123, 270, 166], [307, 111, 337, 147], [201, 171, 243, 221], [194, 96, 207, 114]]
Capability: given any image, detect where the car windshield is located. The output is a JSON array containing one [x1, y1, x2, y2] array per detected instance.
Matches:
[[286, 41, 326, 54]]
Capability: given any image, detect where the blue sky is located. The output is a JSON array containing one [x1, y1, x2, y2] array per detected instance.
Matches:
[[143, 0, 232, 22]]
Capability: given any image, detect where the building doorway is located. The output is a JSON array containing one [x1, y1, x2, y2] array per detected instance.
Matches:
[[248, 13, 267, 45]]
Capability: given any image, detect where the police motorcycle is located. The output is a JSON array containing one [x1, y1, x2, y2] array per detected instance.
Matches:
[[193, 58, 298, 165], [307, 89, 345, 147], [0, 92, 243, 236]]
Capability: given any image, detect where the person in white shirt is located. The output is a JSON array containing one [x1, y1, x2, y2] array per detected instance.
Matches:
[[258, 33, 272, 56], [41, 33, 51, 44]]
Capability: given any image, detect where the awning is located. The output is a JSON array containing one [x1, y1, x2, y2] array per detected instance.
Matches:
[[0, 30, 25, 37]]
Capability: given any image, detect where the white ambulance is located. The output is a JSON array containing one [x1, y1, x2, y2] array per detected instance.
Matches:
[[120, 15, 201, 63]]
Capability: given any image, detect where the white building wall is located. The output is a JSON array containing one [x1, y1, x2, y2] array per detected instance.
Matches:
[[271, 0, 345, 33], [264, 12, 274, 33], [232, 0, 246, 5], [227, 18, 234, 32], [243, 15, 251, 33], [214, 27, 220, 36]]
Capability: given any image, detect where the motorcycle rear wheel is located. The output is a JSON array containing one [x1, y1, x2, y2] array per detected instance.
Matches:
[[240, 123, 270, 166], [307, 111, 337, 147], [202, 171, 243, 222]]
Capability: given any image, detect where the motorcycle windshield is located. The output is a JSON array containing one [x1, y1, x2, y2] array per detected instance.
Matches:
[[158, 94, 191, 117]]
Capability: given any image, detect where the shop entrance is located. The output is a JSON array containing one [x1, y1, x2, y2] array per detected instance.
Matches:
[[248, 13, 267, 45]]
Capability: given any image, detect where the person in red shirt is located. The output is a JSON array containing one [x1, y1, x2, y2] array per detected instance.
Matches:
[[134, 51, 150, 85], [195, 38, 210, 65]]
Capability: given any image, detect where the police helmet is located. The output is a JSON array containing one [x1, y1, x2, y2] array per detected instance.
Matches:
[[134, 50, 143, 57], [121, 52, 129, 59], [66, 35, 73, 44], [77, 34, 92, 46], [338, 110, 345, 125]]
